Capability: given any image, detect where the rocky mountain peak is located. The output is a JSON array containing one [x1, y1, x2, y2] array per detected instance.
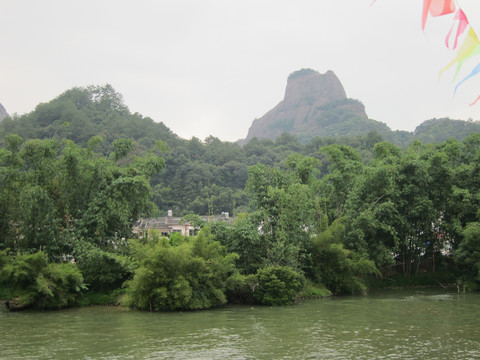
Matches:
[[0, 103, 9, 123], [243, 69, 367, 143], [283, 69, 346, 108]]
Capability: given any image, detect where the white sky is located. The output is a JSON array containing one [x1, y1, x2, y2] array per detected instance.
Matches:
[[1, 0, 480, 142]]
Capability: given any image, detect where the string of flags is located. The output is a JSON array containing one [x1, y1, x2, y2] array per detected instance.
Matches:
[[373, 0, 480, 106], [423, 0, 479, 105]]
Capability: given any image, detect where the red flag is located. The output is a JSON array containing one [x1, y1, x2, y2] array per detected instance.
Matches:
[[422, 0, 456, 30]]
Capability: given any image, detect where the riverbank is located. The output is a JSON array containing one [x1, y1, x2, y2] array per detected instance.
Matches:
[[366, 268, 460, 289], [78, 290, 125, 306], [1, 268, 470, 312]]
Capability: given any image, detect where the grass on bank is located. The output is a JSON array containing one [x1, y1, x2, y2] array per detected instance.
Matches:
[[0, 286, 125, 307], [366, 269, 460, 289], [79, 289, 126, 306], [299, 280, 332, 298]]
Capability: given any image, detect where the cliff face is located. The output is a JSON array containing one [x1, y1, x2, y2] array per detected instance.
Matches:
[[0, 103, 9, 123], [243, 69, 369, 143]]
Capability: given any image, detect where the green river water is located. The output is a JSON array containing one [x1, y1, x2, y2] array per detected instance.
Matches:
[[1, 288, 479, 359]]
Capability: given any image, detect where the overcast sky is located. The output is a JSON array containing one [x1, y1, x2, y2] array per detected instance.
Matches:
[[1, 0, 480, 142]]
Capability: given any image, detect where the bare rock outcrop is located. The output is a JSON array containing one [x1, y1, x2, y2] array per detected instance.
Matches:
[[0, 103, 9, 122], [243, 69, 368, 143]]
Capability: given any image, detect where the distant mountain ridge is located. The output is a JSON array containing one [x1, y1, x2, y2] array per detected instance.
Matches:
[[413, 118, 480, 143], [242, 68, 480, 145], [0, 79, 479, 148]]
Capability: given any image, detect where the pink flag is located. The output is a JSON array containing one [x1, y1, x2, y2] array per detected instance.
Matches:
[[470, 94, 480, 106], [446, 9, 469, 50]]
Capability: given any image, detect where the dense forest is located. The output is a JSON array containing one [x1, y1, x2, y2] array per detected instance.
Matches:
[[1, 85, 480, 311]]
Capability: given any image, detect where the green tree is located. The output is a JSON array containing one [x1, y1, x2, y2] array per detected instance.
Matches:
[[0, 135, 25, 250], [343, 143, 402, 267], [454, 222, 480, 288], [319, 144, 364, 221], [309, 220, 379, 294], [395, 143, 436, 276], [0, 136, 164, 263], [112, 138, 134, 161], [221, 212, 265, 274], [246, 160, 318, 269]]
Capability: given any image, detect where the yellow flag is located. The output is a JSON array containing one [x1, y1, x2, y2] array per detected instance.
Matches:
[[440, 27, 480, 81]]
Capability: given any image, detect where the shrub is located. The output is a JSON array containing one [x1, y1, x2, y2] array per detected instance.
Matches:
[[251, 266, 305, 305], [123, 230, 239, 311], [0, 251, 86, 309]]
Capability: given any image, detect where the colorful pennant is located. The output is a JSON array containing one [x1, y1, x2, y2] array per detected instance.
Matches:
[[445, 9, 469, 50], [470, 94, 480, 106], [454, 62, 480, 94], [440, 28, 480, 81], [422, 0, 456, 30], [374, 0, 480, 105]]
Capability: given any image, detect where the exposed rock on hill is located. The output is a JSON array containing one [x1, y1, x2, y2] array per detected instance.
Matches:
[[0, 103, 9, 122], [243, 69, 380, 143]]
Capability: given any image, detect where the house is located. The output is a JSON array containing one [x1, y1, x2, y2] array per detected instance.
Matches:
[[134, 210, 232, 237]]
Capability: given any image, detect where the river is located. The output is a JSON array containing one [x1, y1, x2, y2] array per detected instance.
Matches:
[[1, 288, 479, 359]]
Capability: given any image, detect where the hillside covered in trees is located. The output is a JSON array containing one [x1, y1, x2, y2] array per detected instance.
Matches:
[[2, 85, 480, 311], [2, 85, 480, 217]]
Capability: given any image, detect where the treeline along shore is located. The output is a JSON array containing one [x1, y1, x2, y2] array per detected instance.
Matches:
[[1, 86, 480, 311]]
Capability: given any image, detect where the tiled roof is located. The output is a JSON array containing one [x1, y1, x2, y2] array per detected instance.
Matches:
[[135, 212, 233, 230]]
